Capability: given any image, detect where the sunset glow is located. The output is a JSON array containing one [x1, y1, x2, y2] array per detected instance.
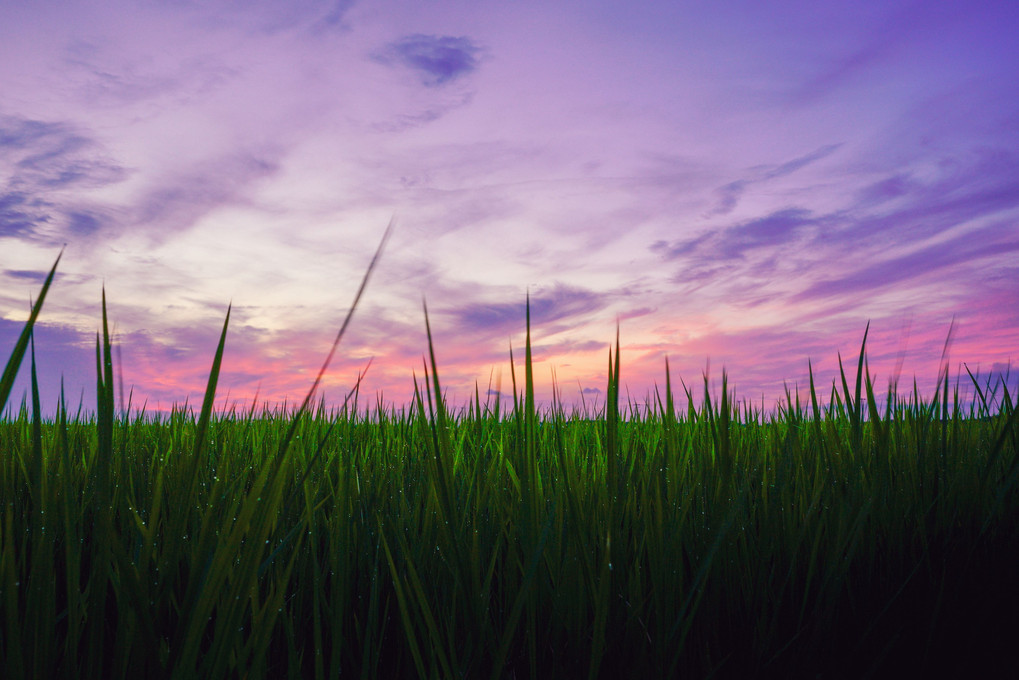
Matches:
[[2, 0, 1017, 415]]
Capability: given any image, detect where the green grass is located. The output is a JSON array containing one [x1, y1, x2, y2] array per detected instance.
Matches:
[[1, 251, 1018, 679]]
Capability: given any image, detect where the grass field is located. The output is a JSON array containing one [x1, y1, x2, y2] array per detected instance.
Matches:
[[2, 254, 1017, 679]]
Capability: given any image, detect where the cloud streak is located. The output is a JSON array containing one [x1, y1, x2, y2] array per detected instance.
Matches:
[[450, 284, 607, 337], [710, 144, 842, 215]]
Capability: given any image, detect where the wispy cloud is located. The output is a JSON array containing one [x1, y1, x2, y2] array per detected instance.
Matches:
[[709, 144, 842, 215], [130, 152, 281, 238], [652, 143, 1019, 317], [0, 192, 47, 240], [450, 284, 608, 337], [244, 0, 357, 35], [762, 144, 843, 180], [3, 268, 67, 284], [780, 2, 938, 106], [839, 150, 1019, 246], [653, 208, 821, 264], [0, 115, 127, 244], [853, 174, 914, 206], [795, 221, 1019, 303], [146, 0, 356, 37], [63, 40, 188, 108], [0, 116, 127, 191]]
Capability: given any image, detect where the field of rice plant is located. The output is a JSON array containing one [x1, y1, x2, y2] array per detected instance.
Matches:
[[2, 255, 1017, 679]]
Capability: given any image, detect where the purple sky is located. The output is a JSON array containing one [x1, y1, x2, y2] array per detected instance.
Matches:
[[2, 0, 1018, 416]]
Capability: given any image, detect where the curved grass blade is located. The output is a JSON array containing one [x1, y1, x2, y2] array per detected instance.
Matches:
[[275, 217, 393, 460], [1, 249, 62, 413], [193, 303, 231, 460]]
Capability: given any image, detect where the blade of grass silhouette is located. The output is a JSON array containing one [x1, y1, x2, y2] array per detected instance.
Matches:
[[1, 248, 62, 413], [938, 317, 956, 466], [29, 332, 43, 506], [275, 217, 393, 460], [27, 329, 60, 680], [194, 303, 231, 461], [303, 218, 393, 412]]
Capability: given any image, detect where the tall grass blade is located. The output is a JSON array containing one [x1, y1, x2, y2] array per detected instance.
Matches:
[[1, 249, 62, 413], [27, 332, 56, 679], [193, 303, 231, 459], [302, 219, 392, 410], [273, 218, 393, 463]]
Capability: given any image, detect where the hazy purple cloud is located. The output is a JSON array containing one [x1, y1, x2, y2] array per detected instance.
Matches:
[[0, 115, 127, 244], [654, 208, 821, 263], [150, 0, 356, 36], [651, 141, 1019, 318], [1, 116, 125, 190], [796, 221, 1019, 303], [3, 269, 66, 284], [854, 174, 914, 206], [725, 209, 817, 257], [785, 16, 904, 105], [853, 153, 1019, 239], [67, 212, 101, 236], [778, 2, 983, 108], [649, 232, 710, 261], [712, 180, 748, 216], [450, 284, 607, 337], [0, 192, 45, 239], [247, 0, 357, 35], [0, 117, 77, 152], [376, 34, 482, 86], [764, 144, 843, 180], [131, 153, 281, 236], [709, 144, 842, 215]]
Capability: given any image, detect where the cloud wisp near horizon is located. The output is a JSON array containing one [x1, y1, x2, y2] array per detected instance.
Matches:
[[2, 0, 1017, 415]]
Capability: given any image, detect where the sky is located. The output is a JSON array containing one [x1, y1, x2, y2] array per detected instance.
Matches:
[[2, 0, 1018, 417]]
